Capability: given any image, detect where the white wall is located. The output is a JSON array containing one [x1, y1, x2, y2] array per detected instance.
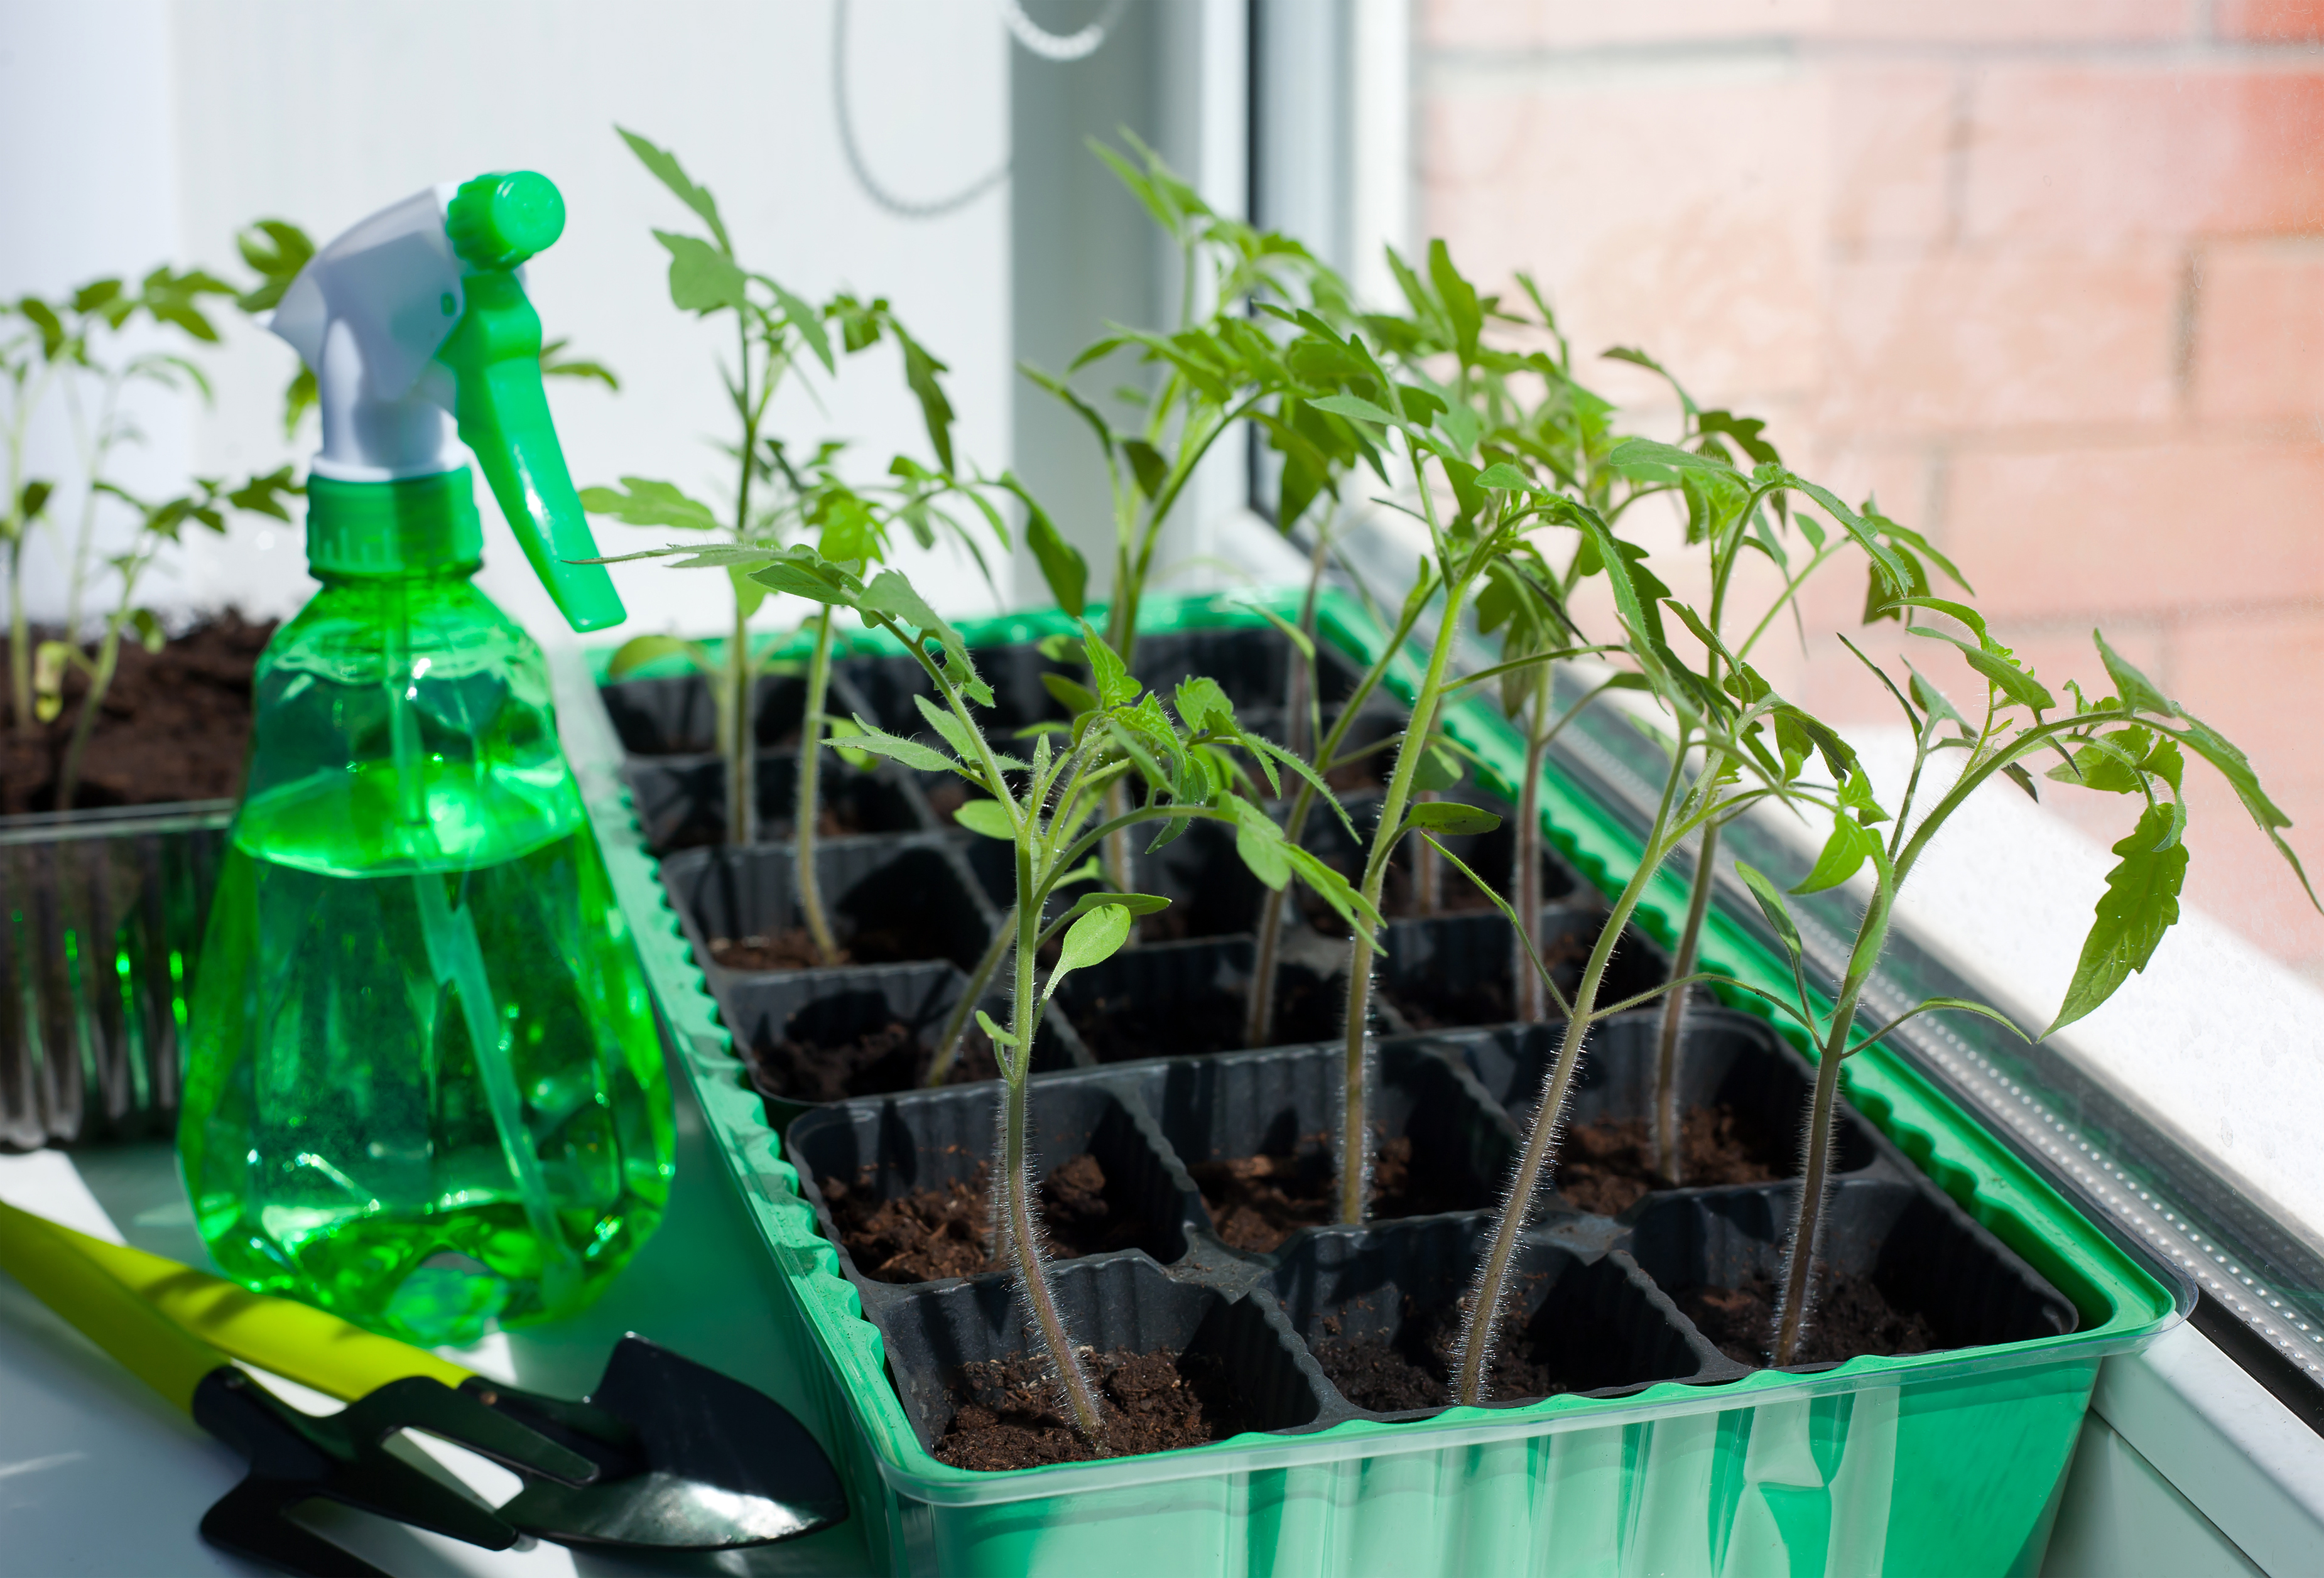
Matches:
[[1, 0, 1013, 644]]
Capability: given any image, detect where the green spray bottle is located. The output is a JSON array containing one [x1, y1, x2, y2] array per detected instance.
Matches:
[[180, 172, 673, 1348]]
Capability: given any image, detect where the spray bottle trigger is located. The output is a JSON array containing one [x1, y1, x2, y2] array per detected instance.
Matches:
[[433, 271, 626, 634]]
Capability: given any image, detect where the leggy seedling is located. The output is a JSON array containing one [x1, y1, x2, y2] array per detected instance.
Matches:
[[1431, 475, 1915, 1405], [744, 548, 1372, 1442], [587, 127, 1006, 963], [1729, 605, 2316, 1366]]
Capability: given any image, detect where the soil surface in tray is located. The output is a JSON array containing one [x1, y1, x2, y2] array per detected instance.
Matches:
[[1678, 1268, 1940, 1368], [1191, 1137, 1478, 1253], [747, 1020, 1001, 1103], [1072, 976, 1341, 1062], [935, 1346, 1254, 1469], [709, 911, 951, 972], [1, 613, 274, 814], [1313, 1297, 1599, 1411], [1554, 1106, 1783, 1216], [822, 1154, 1155, 1283]]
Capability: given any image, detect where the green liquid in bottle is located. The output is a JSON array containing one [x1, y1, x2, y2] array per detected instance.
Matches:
[[182, 571, 673, 1348]]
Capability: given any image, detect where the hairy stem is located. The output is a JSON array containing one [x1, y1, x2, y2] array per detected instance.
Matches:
[[1003, 841, 1104, 1440], [1771, 871, 1896, 1366], [1453, 754, 1686, 1407], [796, 606, 839, 961], [1513, 670, 1551, 1024], [925, 908, 1014, 1088], [1338, 580, 1472, 1223], [1653, 821, 1720, 1184]]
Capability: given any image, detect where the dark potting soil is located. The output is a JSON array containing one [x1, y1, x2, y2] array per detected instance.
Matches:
[[935, 1346, 1255, 1469], [1677, 1268, 1940, 1368], [747, 1019, 1002, 1104], [1072, 975, 1342, 1063], [709, 910, 951, 972], [1553, 1106, 1783, 1217], [822, 1154, 1154, 1283], [1190, 1136, 1474, 1253], [0, 613, 274, 815], [1311, 1295, 1581, 1411]]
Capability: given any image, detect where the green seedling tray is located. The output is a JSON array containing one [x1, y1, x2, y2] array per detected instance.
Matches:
[[566, 588, 2175, 1578]]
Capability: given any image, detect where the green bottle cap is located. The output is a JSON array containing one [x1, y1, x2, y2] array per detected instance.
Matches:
[[446, 171, 566, 271], [304, 468, 483, 579]]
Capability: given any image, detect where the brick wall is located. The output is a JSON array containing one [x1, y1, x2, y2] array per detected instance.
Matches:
[[1420, 1, 2324, 980]]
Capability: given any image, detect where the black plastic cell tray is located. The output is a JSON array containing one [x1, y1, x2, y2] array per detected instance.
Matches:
[[622, 751, 933, 856], [723, 960, 1089, 1131], [660, 836, 999, 998], [600, 669, 865, 757]]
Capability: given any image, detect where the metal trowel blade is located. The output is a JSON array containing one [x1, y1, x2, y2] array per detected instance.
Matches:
[[495, 1335, 849, 1551]]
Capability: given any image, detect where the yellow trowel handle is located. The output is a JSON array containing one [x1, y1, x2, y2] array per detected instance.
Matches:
[[0, 1198, 225, 1412], [1, 1201, 473, 1402]]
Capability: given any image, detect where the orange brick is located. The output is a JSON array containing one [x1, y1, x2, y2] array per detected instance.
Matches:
[[2217, 0, 2324, 40], [1818, 250, 2180, 435], [1422, 0, 2191, 47], [1963, 66, 2324, 246], [1423, 76, 1826, 409], [2190, 240, 2324, 423], [1830, 66, 1956, 251], [2168, 604, 2324, 782], [1945, 440, 2324, 620]]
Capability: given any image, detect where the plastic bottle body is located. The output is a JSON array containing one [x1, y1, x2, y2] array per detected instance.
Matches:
[[180, 573, 673, 1347]]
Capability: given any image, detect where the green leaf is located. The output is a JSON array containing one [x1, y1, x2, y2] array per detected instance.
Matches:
[[952, 797, 1015, 839], [1427, 239, 1483, 364], [817, 493, 877, 562], [539, 337, 621, 391], [1051, 890, 1170, 926], [1404, 801, 1501, 835], [1079, 624, 1141, 708], [1283, 842, 1386, 940], [2166, 714, 2319, 911], [2045, 804, 2188, 1035], [1021, 486, 1087, 615], [2095, 630, 2175, 717], [1792, 804, 1883, 894], [607, 633, 707, 678], [894, 327, 954, 471], [128, 607, 166, 654], [1042, 671, 1099, 716], [764, 276, 835, 374], [580, 477, 722, 531], [842, 713, 959, 774], [1909, 626, 2055, 712], [1308, 392, 1397, 427], [654, 230, 747, 313], [1473, 462, 1536, 491], [619, 126, 732, 252], [1734, 861, 1805, 976], [1229, 796, 1292, 890], [1121, 438, 1168, 500], [1409, 740, 1466, 792], [975, 1008, 1019, 1049], [1046, 902, 1134, 995], [913, 692, 989, 764], [1609, 437, 1732, 474], [1173, 676, 1235, 735]]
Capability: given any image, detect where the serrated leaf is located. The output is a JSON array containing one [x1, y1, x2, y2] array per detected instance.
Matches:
[[1404, 801, 1500, 835], [1173, 676, 1234, 735], [913, 691, 987, 763], [1079, 624, 1140, 709], [2096, 629, 2175, 717], [1308, 392, 1396, 426], [1909, 626, 2056, 711], [1609, 437, 1732, 473], [1229, 796, 1291, 890], [952, 797, 1015, 839], [581, 477, 722, 531], [619, 126, 732, 252], [1473, 462, 1536, 491], [2045, 804, 2188, 1035], [654, 230, 747, 313]]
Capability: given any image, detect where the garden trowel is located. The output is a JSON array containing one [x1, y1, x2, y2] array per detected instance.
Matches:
[[3, 1201, 848, 1552]]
